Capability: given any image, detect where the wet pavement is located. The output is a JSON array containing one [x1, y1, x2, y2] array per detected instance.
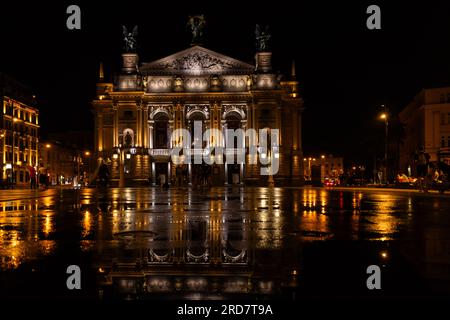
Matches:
[[0, 186, 450, 300]]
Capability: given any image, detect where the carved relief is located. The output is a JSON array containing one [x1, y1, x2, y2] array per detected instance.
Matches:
[[149, 105, 173, 120], [141, 47, 254, 76], [159, 52, 234, 73], [186, 104, 209, 120], [222, 104, 246, 119], [221, 75, 248, 91]]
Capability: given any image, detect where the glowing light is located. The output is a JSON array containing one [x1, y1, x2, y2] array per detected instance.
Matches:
[[380, 113, 387, 119], [113, 153, 118, 159], [84, 151, 90, 156], [45, 144, 51, 148]]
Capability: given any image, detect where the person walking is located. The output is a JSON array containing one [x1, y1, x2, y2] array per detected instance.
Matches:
[[28, 165, 36, 189]]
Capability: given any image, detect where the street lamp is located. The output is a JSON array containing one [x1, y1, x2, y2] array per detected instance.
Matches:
[[379, 105, 389, 184]]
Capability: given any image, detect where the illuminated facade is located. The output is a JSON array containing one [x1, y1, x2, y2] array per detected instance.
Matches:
[[93, 41, 304, 186], [303, 154, 344, 182], [400, 87, 450, 173], [38, 141, 90, 186], [0, 74, 39, 187]]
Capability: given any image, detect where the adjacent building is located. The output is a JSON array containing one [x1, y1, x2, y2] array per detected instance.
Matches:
[[399, 87, 450, 174], [0, 73, 39, 187], [38, 141, 92, 186], [303, 154, 344, 183], [92, 28, 304, 186]]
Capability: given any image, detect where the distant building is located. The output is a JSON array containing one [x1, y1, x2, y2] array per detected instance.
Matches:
[[39, 140, 92, 186], [303, 154, 344, 183], [0, 73, 39, 187], [399, 87, 450, 174]]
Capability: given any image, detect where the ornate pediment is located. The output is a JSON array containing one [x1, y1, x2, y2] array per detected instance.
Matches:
[[141, 46, 254, 76]]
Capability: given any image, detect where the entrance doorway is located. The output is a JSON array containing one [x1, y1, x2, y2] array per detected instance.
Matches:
[[227, 164, 240, 184], [155, 162, 168, 186]]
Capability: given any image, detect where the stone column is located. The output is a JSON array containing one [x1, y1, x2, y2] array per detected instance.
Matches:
[[136, 103, 142, 147], [276, 104, 282, 146], [149, 121, 154, 149], [98, 114, 104, 152], [113, 103, 119, 147], [143, 106, 149, 148], [292, 109, 298, 150]]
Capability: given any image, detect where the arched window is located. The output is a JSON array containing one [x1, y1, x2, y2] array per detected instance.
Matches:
[[154, 113, 169, 148], [188, 112, 206, 148], [225, 113, 242, 148]]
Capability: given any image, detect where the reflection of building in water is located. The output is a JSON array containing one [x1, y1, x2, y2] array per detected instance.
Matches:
[[0, 199, 55, 270], [303, 154, 344, 183], [94, 191, 299, 299]]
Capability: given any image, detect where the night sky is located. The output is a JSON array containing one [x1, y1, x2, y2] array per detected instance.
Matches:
[[2, 0, 450, 165]]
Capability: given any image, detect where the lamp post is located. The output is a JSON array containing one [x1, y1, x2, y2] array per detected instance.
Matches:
[[379, 105, 389, 185], [83, 151, 91, 186], [76, 151, 81, 189]]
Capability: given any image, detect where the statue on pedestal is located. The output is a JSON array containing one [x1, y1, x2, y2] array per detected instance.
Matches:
[[255, 24, 271, 52], [187, 15, 206, 45], [122, 25, 138, 52]]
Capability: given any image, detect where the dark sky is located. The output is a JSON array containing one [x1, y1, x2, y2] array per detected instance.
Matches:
[[1, 0, 450, 164]]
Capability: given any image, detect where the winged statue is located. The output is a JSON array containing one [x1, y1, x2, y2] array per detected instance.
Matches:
[[255, 24, 271, 52], [122, 25, 138, 52], [187, 15, 206, 45]]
